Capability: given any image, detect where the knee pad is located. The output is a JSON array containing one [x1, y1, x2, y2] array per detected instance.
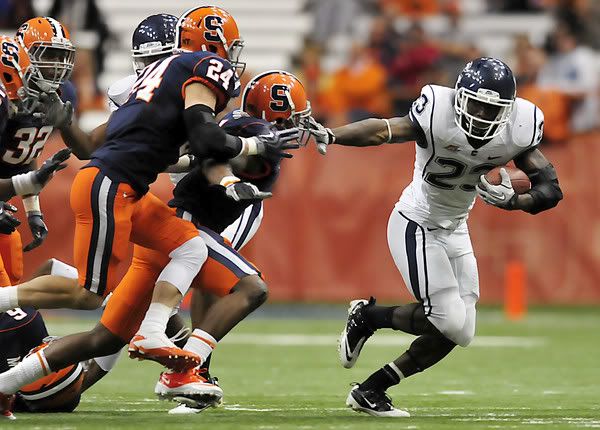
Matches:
[[49, 258, 79, 279], [427, 292, 467, 346], [455, 294, 478, 347], [93, 349, 122, 372], [158, 236, 208, 295]]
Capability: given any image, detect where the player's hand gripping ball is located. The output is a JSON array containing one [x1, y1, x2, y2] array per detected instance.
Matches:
[[477, 166, 531, 210]]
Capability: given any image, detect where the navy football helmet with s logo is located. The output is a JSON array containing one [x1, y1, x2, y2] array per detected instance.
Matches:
[[454, 57, 516, 141], [131, 13, 178, 74]]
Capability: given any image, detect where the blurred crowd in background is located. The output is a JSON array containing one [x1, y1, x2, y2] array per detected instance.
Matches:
[[0, 0, 110, 111], [1, 0, 598, 144], [298, 0, 600, 143]]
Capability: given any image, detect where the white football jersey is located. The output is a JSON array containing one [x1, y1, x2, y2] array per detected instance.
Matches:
[[396, 84, 544, 229], [107, 74, 137, 112]]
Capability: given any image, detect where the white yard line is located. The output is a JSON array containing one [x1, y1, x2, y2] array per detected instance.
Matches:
[[220, 333, 546, 348]]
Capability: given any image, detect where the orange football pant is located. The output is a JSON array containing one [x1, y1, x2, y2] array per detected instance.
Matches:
[[70, 167, 199, 298]]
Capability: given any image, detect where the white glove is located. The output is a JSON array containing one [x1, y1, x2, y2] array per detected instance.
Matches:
[[476, 168, 517, 210], [300, 116, 333, 155], [223, 180, 272, 201]]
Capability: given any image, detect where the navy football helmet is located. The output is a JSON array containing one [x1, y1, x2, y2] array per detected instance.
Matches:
[[131, 14, 178, 74], [454, 57, 516, 141]]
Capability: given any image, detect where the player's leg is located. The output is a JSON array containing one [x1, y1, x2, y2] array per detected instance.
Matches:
[[344, 211, 465, 417], [30, 258, 79, 280], [79, 245, 166, 392], [220, 202, 263, 251], [184, 227, 266, 363], [0, 168, 136, 312], [128, 193, 207, 368], [157, 227, 266, 408], [0, 231, 23, 285], [448, 223, 480, 348], [0, 168, 139, 399]]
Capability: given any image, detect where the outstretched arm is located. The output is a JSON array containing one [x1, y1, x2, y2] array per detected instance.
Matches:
[[332, 116, 418, 147], [512, 148, 563, 214], [305, 116, 418, 152]]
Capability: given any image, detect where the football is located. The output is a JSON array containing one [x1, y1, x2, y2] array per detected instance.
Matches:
[[484, 166, 531, 194]]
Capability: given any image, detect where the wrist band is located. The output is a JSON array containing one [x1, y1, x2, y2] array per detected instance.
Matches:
[[23, 194, 41, 213], [382, 118, 392, 143], [219, 175, 241, 187], [11, 171, 39, 196]]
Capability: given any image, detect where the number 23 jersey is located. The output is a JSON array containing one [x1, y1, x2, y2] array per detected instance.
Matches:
[[90, 51, 240, 195], [397, 84, 545, 229]]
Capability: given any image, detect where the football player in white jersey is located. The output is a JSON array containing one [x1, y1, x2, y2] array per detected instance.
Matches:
[[306, 57, 563, 417]]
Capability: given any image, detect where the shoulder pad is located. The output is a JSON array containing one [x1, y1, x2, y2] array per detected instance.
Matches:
[[409, 85, 453, 133], [510, 98, 544, 149], [180, 52, 241, 113], [220, 114, 272, 139], [107, 74, 137, 112]]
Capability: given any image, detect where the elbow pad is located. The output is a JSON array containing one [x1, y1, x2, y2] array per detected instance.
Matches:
[[525, 164, 563, 214], [184, 104, 243, 162]]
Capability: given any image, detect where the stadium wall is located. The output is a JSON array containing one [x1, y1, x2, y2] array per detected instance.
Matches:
[[19, 133, 595, 304]]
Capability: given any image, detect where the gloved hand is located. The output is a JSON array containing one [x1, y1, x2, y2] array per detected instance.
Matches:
[[33, 92, 74, 129], [34, 148, 72, 189], [476, 168, 518, 210], [300, 116, 334, 155], [0, 202, 20, 235], [224, 182, 272, 201], [23, 211, 48, 252], [246, 128, 300, 159]]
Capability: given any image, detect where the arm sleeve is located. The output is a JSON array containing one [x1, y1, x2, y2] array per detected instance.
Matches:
[[184, 104, 244, 162]]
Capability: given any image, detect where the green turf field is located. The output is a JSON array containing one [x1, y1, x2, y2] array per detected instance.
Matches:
[[5, 307, 600, 429]]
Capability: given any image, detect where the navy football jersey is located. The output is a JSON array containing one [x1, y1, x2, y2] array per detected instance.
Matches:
[[169, 111, 280, 233], [89, 51, 241, 195], [0, 307, 48, 373], [0, 81, 77, 179]]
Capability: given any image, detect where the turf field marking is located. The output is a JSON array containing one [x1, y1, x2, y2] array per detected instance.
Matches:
[[437, 390, 475, 395], [222, 334, 545, 348]]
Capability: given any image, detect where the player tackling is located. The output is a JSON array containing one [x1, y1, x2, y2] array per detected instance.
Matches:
[[306, 57, 563, 417]]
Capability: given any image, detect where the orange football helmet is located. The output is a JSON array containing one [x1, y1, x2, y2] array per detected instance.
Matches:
[[16, 17, 75, 91], [0, 36, 40, 115], [175, 6, 245, 73], [242, 70, 312, 129]]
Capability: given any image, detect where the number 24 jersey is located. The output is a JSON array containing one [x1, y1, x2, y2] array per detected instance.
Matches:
[[90, 51, 240, 195], [397, 84, 545, 229]]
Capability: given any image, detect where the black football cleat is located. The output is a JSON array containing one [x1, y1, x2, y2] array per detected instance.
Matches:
[[346, 384, 409, 418], [338, 297, 376, 368]]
